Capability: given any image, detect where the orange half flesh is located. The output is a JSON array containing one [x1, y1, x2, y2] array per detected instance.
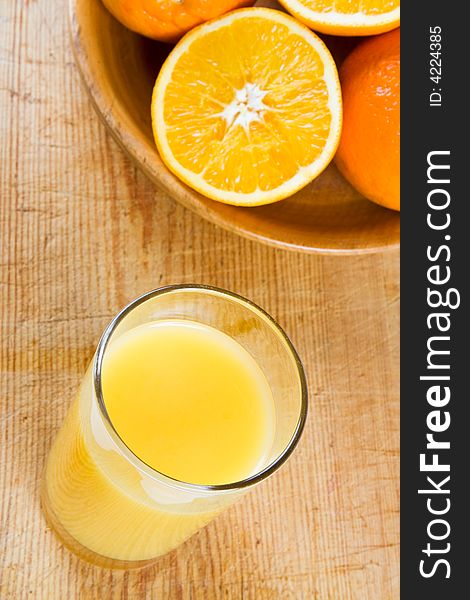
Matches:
[[279, 0, 400, 36], [152, 8, 342, 206]]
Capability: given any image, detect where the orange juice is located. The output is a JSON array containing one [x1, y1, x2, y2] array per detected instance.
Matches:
[[43, 319, 275, 563], [103, 320, 275, 484]]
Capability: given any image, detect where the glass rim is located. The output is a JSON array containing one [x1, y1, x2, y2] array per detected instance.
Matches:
[[93, 284, 308, 493]]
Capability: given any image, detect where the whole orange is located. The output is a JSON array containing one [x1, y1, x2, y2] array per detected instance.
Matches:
[[101, 0, 255, 42], [335, 28, 400, 211]]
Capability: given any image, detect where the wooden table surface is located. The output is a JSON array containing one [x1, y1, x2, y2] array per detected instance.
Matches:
[[0, 1, 399, 598]]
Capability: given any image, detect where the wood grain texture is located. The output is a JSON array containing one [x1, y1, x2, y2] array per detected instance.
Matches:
[[0, 1, 399, 598]]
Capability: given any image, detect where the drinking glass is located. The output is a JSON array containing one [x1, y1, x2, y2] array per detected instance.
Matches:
[[42, 285, 307, 568]]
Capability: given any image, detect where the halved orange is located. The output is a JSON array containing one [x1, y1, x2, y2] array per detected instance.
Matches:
[[279, 0, 400, 36], [151, 8, 342, 206]]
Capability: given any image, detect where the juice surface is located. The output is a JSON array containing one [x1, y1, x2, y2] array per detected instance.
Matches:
[[102, 320, 275, 485]]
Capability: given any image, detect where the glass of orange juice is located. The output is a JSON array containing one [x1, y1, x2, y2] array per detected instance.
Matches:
[[42, 285, 307, 569]]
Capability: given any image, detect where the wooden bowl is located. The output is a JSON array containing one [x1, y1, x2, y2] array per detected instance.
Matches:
[[69, 0, 400, 254]]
